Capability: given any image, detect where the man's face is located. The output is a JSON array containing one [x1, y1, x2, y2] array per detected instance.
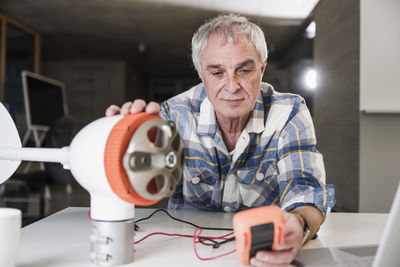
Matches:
[[198, 34, 266, 121]]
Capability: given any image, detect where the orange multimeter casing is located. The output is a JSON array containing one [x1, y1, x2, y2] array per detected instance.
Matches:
[[233, 205, 285, 265]]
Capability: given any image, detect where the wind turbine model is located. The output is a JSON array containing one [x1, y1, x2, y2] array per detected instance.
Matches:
[[0, 102, 183, 266]]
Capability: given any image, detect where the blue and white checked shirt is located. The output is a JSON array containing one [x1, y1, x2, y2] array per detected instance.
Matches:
[[160, 82, 335, 215]]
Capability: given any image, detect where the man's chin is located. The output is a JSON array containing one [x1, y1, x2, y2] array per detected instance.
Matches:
[[216, 108, 247, 120]]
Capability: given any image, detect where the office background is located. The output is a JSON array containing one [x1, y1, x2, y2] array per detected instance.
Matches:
[[0, 0, 399, 224]]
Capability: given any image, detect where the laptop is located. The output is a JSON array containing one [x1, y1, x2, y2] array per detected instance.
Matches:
[[293, 183, 400, 267]]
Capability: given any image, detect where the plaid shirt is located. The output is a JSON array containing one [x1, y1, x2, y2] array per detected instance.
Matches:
[[160, 82, 335, 214]]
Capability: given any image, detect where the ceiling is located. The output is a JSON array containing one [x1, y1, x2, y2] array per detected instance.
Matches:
[[0, 0, 317, 78]]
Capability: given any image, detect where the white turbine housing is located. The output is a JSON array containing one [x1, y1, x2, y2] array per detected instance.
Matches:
[[68, 115, 133, 221]]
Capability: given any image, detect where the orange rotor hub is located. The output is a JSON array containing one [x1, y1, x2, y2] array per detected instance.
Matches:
[[104, 113, 160, 206]]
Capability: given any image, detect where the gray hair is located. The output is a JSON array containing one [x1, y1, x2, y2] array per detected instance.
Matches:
[[191, 14, 268, 72]]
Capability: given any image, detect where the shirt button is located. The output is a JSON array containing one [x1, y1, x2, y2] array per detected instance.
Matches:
[[256, 173, 264, 181], [224, 206, 232, 212], [191, 176, 200, 184], [228, 174, 235, 181]]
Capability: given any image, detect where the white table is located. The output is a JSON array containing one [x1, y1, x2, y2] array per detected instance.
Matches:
[[16, 207, 388, 267]]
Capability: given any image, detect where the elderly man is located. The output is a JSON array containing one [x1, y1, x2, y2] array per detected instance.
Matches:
[[106, 14, 334, 267]]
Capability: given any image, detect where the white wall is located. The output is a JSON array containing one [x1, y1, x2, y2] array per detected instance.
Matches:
[[359, 0, 400, 212], [360, 0, 400, 113]]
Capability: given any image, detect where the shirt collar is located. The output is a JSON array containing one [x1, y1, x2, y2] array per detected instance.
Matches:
[[245, 93, 265, 134], [197, 95, 218, 136]]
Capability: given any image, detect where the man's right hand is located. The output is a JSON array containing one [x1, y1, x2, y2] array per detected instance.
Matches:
[[105, 99, 161, 116]]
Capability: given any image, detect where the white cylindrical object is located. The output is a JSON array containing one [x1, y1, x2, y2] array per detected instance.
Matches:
[[90, 219, 135, 266], [0, 208, 21, 267]]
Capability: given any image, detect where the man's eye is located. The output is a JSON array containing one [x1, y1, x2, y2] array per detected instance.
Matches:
[[239, 69, 252, 75], [212, 72, 223, 77]]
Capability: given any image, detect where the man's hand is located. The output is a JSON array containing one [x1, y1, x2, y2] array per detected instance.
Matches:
[[105, 99, 161, 116], [250, 205, 323, 267], [250, 211, 303, 267]]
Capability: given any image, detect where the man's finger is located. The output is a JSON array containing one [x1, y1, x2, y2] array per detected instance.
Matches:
[[145, 101, 161, 114], [130, 99, 147, 114], [253, 249, 297, 265], [250, 256, 289, 267], [275, 232, 302, 251], [120, 101, 133, 115], [105, 105, 121, 116]]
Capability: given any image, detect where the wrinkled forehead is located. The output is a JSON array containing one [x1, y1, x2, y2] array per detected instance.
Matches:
[[203, 33, 260, 61]]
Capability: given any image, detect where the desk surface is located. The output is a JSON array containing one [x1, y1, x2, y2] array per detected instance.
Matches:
[[16, 207, 388, 267]]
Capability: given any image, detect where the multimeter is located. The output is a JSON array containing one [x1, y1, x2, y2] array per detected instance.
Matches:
[[233, 205, 285, 265]]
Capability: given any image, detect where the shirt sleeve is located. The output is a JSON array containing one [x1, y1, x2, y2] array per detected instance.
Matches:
[[276, 98, 335, 215]]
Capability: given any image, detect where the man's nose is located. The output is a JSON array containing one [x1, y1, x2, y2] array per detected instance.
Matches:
[[225, 73, 240, 93]]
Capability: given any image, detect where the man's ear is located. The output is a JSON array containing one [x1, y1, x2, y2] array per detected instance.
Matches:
[[260, 59, 267, 81], [197, 71, 204, 82], [261, 59, 267, 75]]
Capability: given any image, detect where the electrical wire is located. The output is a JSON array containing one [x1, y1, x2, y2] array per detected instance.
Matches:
[[193, 227, 236, 260], [134, 209, 237, 260], [134, 231, 234, 245], [198, 235, 236, 248], [135, 232, 194, 244], [134, 208, 233, 231]]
